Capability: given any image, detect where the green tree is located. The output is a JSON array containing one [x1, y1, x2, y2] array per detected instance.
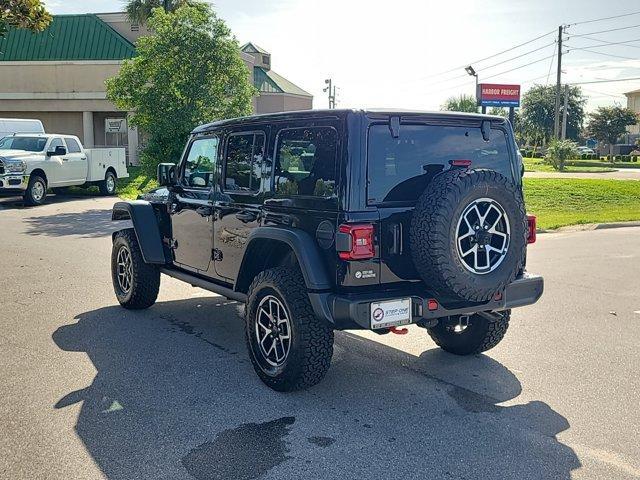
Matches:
[[0, 0, 51, 37], [125, 0, 199, 25], [106, 5, 255, 169], [519, 84, 586, 144], [585, 106, 638, 158], [545, 139, 578, 171], [441, 94, 478, 113], [488, 107, 507, 117]]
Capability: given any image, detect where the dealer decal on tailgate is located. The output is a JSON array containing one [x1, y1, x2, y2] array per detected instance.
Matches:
[[370, 298, 412, 329]]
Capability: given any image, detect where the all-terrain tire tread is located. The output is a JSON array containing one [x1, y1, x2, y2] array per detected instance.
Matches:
[[410, 169, 527, 302], [112, 228, 160, 309], [246, 267, 333, 391]]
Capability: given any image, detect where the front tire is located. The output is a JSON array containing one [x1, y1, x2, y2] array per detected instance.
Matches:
[[99, 171, 117, 196], [427, 311, 510, 355], [245, 267, 334, 391], [23, 174, 47, 206], [111, 229, 160, 309]]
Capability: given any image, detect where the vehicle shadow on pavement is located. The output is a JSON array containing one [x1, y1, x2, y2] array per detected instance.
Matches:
[[52, 297, 580, 480], [0, 192, 91, 209], [22, 208, 121, 238]]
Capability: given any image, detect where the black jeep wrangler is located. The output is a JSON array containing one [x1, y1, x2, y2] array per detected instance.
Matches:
[[110, 109, 543, 391]]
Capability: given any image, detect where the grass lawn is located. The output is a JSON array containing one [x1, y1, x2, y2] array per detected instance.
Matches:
[[523, 157, 616, 173], [65, 166, 158, 200], [116, 166, 158, 199], [524, 178, 640, 230]]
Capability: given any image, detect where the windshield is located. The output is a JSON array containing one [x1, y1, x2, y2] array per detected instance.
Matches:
[[0, 136, 47, 152]]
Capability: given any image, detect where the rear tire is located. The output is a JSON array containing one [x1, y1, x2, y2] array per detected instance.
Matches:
[[99, 171, 117, 196], [23, 174, 47, 206], [111, 229, 160, 309], [427, 311, 510, 355], [245, 267, 334, 391]]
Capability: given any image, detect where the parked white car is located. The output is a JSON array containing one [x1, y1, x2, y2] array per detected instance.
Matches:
[[0, 134, 128, 205]]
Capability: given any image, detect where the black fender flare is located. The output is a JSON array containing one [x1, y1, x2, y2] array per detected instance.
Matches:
[[239, 226, 332, 291], [112, 200, 167, 264]]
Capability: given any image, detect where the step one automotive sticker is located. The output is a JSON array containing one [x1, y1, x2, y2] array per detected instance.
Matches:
[[354, 270, 376, 279], [370, 298, 411, 329]]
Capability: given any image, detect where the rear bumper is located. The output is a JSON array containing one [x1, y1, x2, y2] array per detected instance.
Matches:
[[309, 273, 544, 330]]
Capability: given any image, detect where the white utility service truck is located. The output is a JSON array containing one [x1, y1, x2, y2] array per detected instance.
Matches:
[[0, 133, 128, 205]]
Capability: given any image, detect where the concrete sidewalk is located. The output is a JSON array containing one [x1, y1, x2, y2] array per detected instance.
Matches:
[[525, 169, 640, 180]]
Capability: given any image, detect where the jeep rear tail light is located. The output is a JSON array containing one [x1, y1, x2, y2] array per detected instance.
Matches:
[[337, 224, 375, 260], [527, 215, 537, 244], [449, 159, 472, 168]]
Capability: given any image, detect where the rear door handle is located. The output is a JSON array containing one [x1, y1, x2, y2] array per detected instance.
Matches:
[[235, 211, 257, 223], [62, 158, 69, 161]]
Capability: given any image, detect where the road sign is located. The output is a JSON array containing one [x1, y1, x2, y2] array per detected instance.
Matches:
[[478, 84, 521, 107]]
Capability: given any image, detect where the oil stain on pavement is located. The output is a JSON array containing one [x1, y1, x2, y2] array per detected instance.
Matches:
[[182, 416, 296, 480]]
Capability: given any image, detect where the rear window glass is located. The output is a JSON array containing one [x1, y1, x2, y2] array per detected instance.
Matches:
[[367, 124, 512, 204]]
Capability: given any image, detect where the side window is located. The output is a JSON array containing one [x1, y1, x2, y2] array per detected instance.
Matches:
[[48, 138, 64, 152], [65, 138, 81, 153], [181, 136, 219, 188], [224, 133, 265, 193], [274, 127, 337, 197]]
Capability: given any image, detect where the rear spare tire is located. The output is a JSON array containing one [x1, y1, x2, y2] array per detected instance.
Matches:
[[410, 169, 526, 302]]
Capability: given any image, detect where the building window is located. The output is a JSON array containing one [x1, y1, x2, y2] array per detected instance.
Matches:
[[130, 23, 139, 31], [274, 127, 338, 197], [224, 133, 266, 193], [262, 54, 270, 66]]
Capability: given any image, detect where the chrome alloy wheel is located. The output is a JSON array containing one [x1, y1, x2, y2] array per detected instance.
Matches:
[[455, 198, 510, 275], [116, 245, 133, 294], [31, 180, 45, 202], [106, 174, 116, 193], [255, 295, 292, 367]]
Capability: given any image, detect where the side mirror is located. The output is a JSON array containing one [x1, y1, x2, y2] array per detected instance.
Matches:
[[157, 162, 176, 186], [47, 145, 67, 157]]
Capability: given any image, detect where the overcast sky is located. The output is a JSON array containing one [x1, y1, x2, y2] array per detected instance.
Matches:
[[45, 0, 640, 111]]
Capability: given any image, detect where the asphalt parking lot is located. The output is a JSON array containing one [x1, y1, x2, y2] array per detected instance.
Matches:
[[1, 194, 639, 480]]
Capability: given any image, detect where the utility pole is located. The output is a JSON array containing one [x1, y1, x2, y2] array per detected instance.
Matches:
[[323, 78, 335, 109], [554, 25, 563, 138], [561, 84, 569, 140]]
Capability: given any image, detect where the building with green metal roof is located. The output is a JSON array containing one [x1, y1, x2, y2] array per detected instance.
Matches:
[[0, 15, 312, 165]]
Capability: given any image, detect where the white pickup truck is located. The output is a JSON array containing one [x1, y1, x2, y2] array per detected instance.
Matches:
[[0, 133, 128, 205]]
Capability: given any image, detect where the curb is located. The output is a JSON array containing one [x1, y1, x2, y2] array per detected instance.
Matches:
[[537, 221, 640, 234]]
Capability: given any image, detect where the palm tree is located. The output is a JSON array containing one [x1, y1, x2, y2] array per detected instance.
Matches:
[[124, 0, 194, 25]]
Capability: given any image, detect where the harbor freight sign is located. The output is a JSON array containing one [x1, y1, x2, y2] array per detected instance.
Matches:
[[478, 83, 521, 107]]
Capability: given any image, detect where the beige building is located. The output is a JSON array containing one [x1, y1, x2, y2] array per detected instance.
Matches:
[[0, 14, 312, 164], [624, 88, 640, 136]]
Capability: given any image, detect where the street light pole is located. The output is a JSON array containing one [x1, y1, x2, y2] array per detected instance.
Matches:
[[465, 66, 481, 113]]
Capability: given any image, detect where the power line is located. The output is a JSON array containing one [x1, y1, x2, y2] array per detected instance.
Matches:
[[568, 11, 640, 26], [419, 29, 556, 80], [424, 40, 556, 87], [568, 34, 640, 49], [482, 53, 558, 81], [569, 76, 640, 85], [546, 41, 557, 84], [571, 23, 640, 37], [565, 45, 637, 60]]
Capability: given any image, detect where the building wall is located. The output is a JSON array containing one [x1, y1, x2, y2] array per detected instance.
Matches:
[[256, 93, 312, 114], [96, 13, 150, 44], [626, 93, 640, 135], [0, 61, 122, 95]]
